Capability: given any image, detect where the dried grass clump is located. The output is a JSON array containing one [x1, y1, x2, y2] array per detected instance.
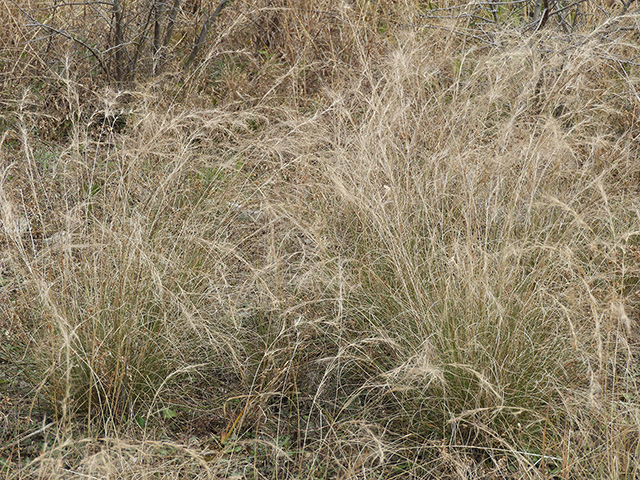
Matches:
[[302, 21, 640, 477], [1, 1, 640, 479]]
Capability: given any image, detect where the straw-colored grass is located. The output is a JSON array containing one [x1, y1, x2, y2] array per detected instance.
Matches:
[[1, 0, 639, 478]]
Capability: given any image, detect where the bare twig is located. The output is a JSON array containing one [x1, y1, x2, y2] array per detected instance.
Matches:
[[10, 0, 108, 75], [532, 0, 550, 33], [620, 0, 635, 15], [394, 22, 497, 46], [112, 0, 125, 83], [0, 421, 55, 453], [26, 21, 108, 75], [128, 1, 157, 81], [162, 0, 183, 49], [184, 0, 229, 71]]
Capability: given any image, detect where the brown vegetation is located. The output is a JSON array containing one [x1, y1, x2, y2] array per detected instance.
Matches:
[[1, 0, 640, 478]]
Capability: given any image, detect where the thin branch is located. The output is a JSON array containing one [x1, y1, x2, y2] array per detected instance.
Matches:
[[184, 0, 229, 71], [26, 21, 108, 75], [39, 1, 113, 7], [9, 0, 108, 76], [395, 22, 497, 46], [0, 422, 55, 453], [620, 0, 635, 15], [112, 0, 125, 83], [162, 0, 183, 48], [546, 0, 590, 18], [128, 1, 157, 81]]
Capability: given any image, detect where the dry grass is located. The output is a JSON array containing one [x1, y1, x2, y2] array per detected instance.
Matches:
[[1, 0, 640, 478]]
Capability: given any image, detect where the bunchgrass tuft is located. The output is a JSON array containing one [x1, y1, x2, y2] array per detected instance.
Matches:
[[1, 1, 639, 478]]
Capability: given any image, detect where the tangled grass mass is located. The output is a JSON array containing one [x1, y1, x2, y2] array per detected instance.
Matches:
[[1, 0, 640, 478]]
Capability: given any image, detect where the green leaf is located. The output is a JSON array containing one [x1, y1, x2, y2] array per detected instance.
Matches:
[[162, 408, 177, 419]]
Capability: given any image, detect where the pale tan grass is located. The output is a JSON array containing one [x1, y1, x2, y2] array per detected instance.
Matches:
[[1, 1, 640, 479]]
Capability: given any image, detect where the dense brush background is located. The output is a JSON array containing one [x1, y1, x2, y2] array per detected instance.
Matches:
[[1, 0, 640, 478]]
